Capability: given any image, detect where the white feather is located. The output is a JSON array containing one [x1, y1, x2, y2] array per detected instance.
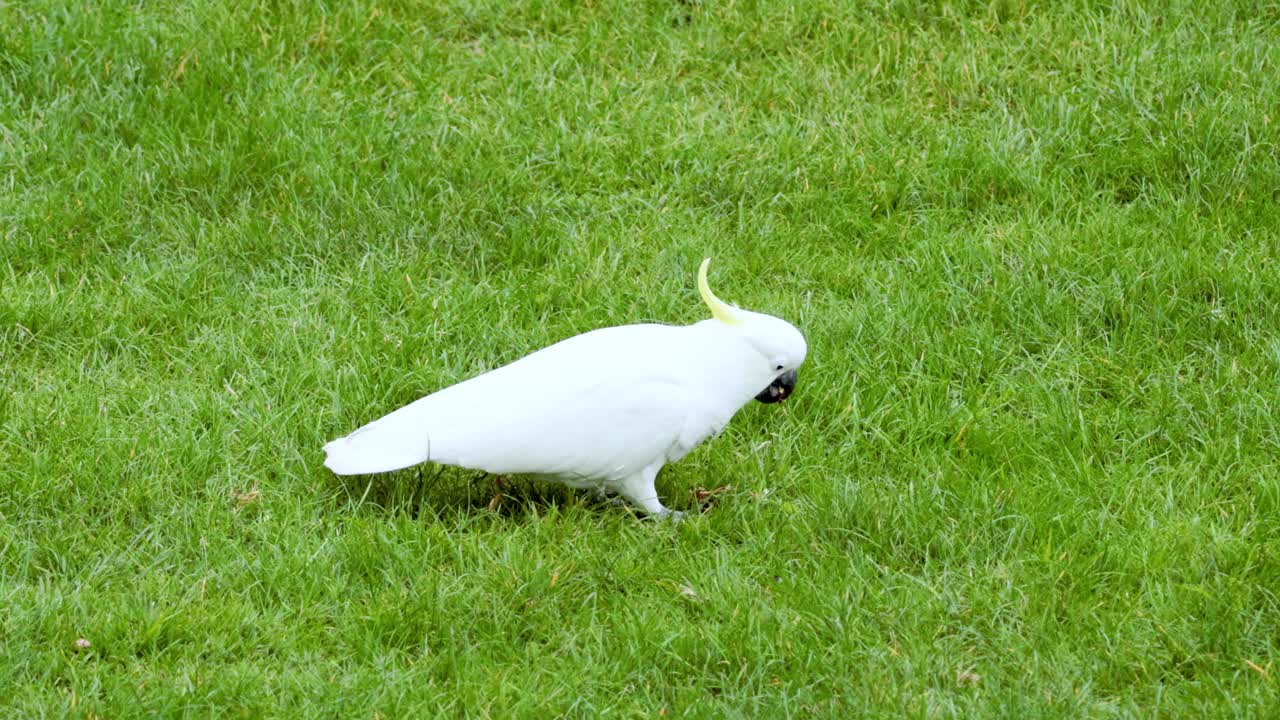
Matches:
[[324, 262, 807, 517], [326, 323, 750, 474]]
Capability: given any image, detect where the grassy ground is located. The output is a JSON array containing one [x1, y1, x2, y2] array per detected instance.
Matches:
[[3, 0, 1279, 716]]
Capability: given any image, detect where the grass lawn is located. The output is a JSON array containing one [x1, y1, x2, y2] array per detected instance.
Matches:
[[3, 0, 1279, 716]]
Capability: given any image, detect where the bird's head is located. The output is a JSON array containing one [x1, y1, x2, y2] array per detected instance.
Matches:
[[698, 258, 807, 404]]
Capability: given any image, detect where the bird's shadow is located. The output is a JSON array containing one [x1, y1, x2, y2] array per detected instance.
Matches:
[[326, 466, 634, 524]]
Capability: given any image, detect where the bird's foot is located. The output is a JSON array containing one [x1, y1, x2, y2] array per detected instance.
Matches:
[[653, 508, 686, 523]]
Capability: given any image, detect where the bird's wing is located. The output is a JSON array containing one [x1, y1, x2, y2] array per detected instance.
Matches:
[[324, 372, 720, 481], [446, 376, 716, 481]]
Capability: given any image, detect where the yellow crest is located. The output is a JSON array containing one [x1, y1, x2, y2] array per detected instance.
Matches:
[[698, 258, 740, 325]]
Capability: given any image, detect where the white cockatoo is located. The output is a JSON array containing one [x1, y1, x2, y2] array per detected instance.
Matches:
[[323, 258, 807, 518]]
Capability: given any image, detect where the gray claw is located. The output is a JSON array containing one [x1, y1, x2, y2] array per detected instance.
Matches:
[[656, 509, 686, 523]]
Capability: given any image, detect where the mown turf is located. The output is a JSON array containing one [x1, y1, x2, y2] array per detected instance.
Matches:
[[2, 0, 1279, 716]]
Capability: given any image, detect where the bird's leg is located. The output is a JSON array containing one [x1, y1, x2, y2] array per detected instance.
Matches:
[[618, 465, 683, 521], [593, 487, 626, 507], [487, 475, 508, 512]]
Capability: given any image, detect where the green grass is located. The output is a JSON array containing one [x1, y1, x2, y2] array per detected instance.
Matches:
[[3, 0, 1279, 715]]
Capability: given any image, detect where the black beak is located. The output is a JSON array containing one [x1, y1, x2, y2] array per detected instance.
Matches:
[[755, 369, 798, 404]]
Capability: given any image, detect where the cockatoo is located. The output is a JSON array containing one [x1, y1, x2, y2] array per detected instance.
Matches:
[[323, 258, 807, 518]]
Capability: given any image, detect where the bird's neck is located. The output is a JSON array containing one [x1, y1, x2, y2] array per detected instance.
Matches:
[[685, 321, 776, 407]]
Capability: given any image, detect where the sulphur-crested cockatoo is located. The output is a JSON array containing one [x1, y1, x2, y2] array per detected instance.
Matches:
[[323, 258, 806, 518]]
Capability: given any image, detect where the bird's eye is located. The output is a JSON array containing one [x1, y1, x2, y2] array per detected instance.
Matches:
[[775, 364, 784, 371]]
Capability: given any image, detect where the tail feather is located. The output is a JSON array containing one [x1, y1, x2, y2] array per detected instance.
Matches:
[[323, 359, 515, 476], [322, 415, 434, 475]]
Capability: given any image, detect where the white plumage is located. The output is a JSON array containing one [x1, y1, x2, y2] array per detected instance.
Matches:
[[323, 259, 807, 518]]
